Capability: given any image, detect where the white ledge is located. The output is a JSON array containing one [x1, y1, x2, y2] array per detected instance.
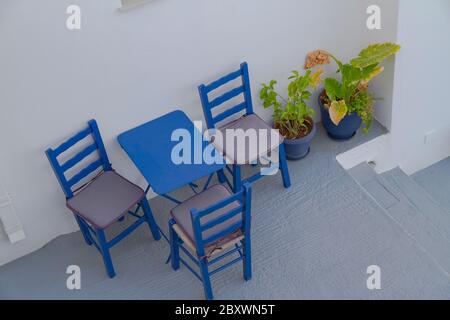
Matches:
[[336, 133, 397, 174]]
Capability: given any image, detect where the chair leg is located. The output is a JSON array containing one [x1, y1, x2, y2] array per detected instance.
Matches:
[[217, 169, 226, 184], [199, 259, 214, 300], [243, 238, 252, 281], [140, 197, 161, 241], [278, 143, 291, 188], [232, 164, 242, 193], [74, 215, 92, 246], [169, 220, 180, 271], [96, 229, 116, 278]]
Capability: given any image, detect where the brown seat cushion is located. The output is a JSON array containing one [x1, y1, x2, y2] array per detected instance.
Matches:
[[170, 184, 242, 248], [67, 171, 144, 229]]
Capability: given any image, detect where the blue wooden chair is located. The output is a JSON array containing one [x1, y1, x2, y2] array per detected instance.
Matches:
[[45, 120, 160, 278], [169, 182, 252, 300], [198, 62, 291, 192]]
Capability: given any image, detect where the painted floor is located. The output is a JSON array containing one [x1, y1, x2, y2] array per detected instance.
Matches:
[[413, 157, 450, 214], [1, 122, 450, 299], [349, 162, 450, 284]]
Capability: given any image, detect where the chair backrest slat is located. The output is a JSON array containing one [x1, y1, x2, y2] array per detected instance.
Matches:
[[53, 127, 91, 156], [197, 191, 243, 218], [190, 183, 252, 257], [202, 220, 243, 245], [198, 62, 254, 129], [209, 85, 245, 109], [66, 158, 104, 189], [45, 119, 111, 199], [203, 69, 242, 93], [60, 142, 98, 172], [200, 205, 244, 232], [213, 102, 247, 124]]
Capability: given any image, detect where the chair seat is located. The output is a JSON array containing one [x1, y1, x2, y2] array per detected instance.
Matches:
[[67, 171, 144, 229], [173, 224, 243, 259], [211, 114, 283, 164], [170, 184, 243, 256]]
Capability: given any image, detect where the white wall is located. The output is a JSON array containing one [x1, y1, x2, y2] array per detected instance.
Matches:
[[360, 0, 399, 130], [0, 0, 397, 265], [391, 0, 450, 174]]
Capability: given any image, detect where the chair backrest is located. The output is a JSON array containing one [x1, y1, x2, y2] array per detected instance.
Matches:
[[198, 62, 254, 129], [190, 183, 252, 257], [45, 119, 112, 199]]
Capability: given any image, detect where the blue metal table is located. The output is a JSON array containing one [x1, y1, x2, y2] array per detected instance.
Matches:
[[117, 110, 226, 242]]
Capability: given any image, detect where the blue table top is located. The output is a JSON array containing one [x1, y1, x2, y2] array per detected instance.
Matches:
[[118, 110, 225, 195]]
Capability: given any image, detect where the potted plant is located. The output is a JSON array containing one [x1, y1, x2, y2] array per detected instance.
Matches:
[[305, 43, 401, 140], [260, 68, 323, 160]]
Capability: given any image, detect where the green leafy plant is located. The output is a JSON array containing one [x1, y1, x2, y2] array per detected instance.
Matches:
[[306, 43, 400, 132], [260, 69, 323, 140]]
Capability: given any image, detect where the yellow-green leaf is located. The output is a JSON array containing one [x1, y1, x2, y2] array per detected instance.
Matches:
[[364, 66, 384, 82], [310, 68, 324, 89], [351, 43, 401, 68], [329, 100, 348, 126]]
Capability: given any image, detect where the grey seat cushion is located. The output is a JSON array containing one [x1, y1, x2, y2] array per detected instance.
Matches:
[[209, 114, 283, 164], [170, 184, 242, 247], [67, 171, 144, 229]]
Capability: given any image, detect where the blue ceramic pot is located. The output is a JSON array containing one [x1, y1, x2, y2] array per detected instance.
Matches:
[[319, 91, 362, 140], [282, 119, 317, 160]]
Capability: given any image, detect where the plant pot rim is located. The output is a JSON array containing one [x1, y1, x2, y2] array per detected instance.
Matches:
[[271, 117, 316, 142], [282, 120, 317, 143]]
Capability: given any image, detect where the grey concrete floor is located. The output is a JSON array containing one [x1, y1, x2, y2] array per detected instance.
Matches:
[[349, 162, 450, 284], [413, 157, 450, 214], [1, 122, 450, 299]]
